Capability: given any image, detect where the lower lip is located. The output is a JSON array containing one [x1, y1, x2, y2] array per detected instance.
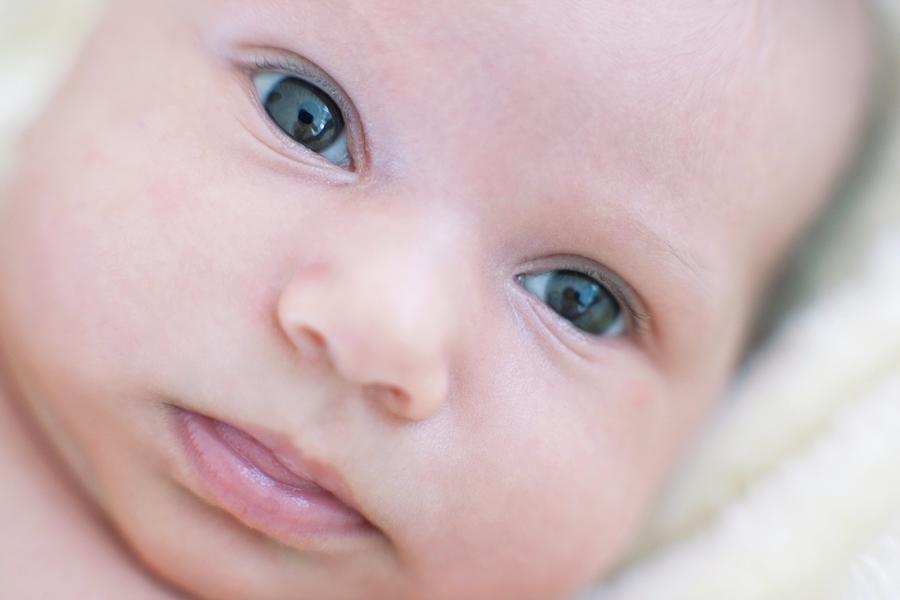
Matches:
[[171, 408, 376, 551]]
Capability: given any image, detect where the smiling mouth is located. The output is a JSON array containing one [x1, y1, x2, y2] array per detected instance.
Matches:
[[170, 407, 378, 551]]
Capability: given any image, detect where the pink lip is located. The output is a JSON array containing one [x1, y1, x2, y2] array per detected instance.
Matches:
[[171, 407, 377, 551]]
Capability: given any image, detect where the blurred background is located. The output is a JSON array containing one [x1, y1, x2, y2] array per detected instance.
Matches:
[[2, 2, 899, 599]]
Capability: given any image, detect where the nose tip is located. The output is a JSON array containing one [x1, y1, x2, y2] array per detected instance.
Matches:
[[276, 273, 453, 422]]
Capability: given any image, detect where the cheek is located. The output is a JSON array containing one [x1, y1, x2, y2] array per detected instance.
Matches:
[[2, 123, 278, 378], [395, 328, 670, 599], [0, 172, 129, 368], [0, 159, 182, 378], [0, 50, 282, 389], [0, 139, 259, 484]]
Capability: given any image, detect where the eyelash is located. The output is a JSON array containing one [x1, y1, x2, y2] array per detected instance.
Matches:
[[518, 260, 651, 340]]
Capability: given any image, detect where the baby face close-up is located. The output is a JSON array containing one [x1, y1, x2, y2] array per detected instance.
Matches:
[[0, 1, 873, 599]]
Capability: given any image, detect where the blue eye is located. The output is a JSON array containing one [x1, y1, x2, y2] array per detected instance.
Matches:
[[253, 72, 351, 168], [517, 270, 626, 337]]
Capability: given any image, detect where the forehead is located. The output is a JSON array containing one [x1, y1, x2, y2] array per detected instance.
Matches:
[[205, 0, 769, 243], [211, 0, 762, 165]]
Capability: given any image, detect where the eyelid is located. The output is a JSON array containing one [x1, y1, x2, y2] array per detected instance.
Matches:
[[232, 47, 368, 175], [518, 256, 652, 341]]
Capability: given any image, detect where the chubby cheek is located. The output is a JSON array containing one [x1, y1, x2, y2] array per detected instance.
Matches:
[[0, 58, 285, 398], [0, 158, 178, 382], [0, 128, 268, 471], [3, 128, 270, 380], [0, 143, 185, 475], [396, 340, 671, 600]]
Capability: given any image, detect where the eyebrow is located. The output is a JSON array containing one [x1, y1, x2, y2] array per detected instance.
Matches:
[[625, 217, 710, 290], [634, 220, 707, 287]]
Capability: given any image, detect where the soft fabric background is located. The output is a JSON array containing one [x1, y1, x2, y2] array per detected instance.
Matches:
[[1, 2, 898, 599]]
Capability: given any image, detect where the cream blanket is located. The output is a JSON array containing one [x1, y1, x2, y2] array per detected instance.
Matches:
[[2, 2, 898, 599]]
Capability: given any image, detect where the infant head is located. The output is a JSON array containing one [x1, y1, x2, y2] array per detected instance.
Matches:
[[0, 1, 873, 599]]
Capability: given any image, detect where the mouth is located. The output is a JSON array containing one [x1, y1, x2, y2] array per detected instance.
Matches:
[[170, 407, 378, 551]]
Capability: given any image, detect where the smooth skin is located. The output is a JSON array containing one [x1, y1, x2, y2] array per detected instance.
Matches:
[[0, 1, 872, 599]]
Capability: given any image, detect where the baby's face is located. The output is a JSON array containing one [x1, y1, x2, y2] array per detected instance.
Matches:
[[0, 1, 871, 599]]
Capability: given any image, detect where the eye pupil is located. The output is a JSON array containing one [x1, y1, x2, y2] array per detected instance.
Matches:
[[554, 280, 597, 319], [263, 77, 344, 153], [547, 271, 605, 321]]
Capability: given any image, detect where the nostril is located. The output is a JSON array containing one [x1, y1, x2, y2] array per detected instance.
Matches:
[[290, 326, 329, 361], [303, 327, 326, 348], [364, 383, 410, 413]]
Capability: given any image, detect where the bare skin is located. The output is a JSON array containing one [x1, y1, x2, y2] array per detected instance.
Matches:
[[0, 381, 186, 599], [0, 1, 872, 599]]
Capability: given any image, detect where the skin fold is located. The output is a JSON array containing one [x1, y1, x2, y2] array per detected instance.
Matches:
[[0, 1, 873, 599]]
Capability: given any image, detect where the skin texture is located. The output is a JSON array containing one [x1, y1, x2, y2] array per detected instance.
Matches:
[[0, 1, 873, 599]]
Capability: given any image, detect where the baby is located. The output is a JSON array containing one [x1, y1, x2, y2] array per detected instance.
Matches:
[[0, 1, 876, 599]]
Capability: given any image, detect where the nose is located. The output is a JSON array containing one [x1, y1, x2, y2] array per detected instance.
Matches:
[[275, 216, 462, 421]]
